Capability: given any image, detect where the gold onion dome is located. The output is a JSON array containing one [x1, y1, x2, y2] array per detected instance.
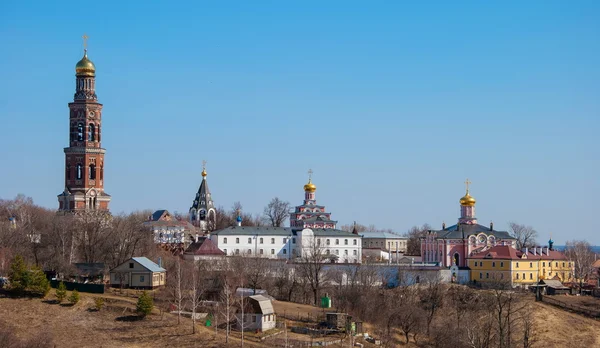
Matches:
[[304, 179, 316, 193], [75, 50, 96, 76], [201, 169, 207, 177], [460, 191, 476, 207]]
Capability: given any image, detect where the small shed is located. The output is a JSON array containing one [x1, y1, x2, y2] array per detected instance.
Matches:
[[236, 295, 276, 332], [539, 279, 570, 295], [326, 312, 349, 329], [109, 257, 166, 289]]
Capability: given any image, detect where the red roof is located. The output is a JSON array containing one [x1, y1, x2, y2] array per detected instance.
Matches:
[[470, 245, 522, 260], [185, 237, 225, 256]]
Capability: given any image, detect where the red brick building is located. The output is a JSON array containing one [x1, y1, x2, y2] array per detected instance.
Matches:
[[57, 44, 111, 211]]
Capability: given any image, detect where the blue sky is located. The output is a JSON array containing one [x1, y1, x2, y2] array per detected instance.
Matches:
[[0, 1, 598, 244]]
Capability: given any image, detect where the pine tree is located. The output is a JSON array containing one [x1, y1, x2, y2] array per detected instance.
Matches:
[[55, 282, 67, 303], [27, 267, 50, 297], [94, 297, 104, 311], [136, 291, 154, 317], [8, 255, 27, 295], [68, 289, 80, 305]]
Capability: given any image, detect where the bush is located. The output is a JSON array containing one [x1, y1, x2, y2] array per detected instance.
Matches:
[[68, 290, 80, 305], [94, 297, 104, 311], [136, 291, 154, 317], [55, 282, 67, 303]]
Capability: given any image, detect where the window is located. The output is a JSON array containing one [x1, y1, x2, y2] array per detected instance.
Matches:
[[236, 238, 240, 244], [247, 249, 252, 254], [335, 239, 339, 245], [259, 249, 263, 255], [317, 239, 321, 246], [252, 316, 256, 323], [260, 238, 263, 244], [89, 164, 96, 180], [516, 262, 519, 268], [555, 262, 558, 267], [271, 249, 275, 255], [529, 273, 533, 280], [271, 238, 275, 244], [562, 262, 565, 267], [335, 250, 339, 255], [522, 273, 525, 280], [326, 249, 330, 254], [344, 250, 348, 255], [344, 239, 348, 245], [292, 238, 296, 244], [223, 238, 227, 244], [492, 262, 496, 267], [77, 122, 84, 141], [542, 262, 546, 267], [500, 262, 504, 267], [353, 250, 357, 255], [223, 249, 227, 255], [248, 238, 252, 244], [486, 273, 489, 279], [516, 273, 519, 279], [353, 239, 357, 245], [140, 275, 145, 282], [129, 263, 134, 269], [479, 273, 482, 279], [283, 249, 287, 255], [326, 239, 330, 245], [76, 164, 83, 180], [529, 262, 532, 268], [88, 123, 95, 141], [235, 249, 240, 254]]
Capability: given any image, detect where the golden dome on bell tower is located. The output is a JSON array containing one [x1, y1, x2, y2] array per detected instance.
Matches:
[[459, 178, 476, 206], [75, 35, 95, 77], [75, 50, 96, 76], [303, 169, 317, 192]]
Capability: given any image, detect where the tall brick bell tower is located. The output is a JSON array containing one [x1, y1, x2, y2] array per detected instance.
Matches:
[[58, 36, 111, 212]]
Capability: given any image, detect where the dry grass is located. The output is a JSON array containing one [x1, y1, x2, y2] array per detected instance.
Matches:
[[0, 292, 264, 348], [532, 298, 600, 347]]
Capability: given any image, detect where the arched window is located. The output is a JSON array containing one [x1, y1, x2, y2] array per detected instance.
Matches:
[[77, 123, 84, 141], [88, 124, 95, 141], [100, 166, 104, 180], [89, 164, 96, 180], [76, 164, 83, 180], [98, 125, 101, 142]]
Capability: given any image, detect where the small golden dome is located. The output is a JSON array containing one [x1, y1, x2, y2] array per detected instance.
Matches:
[[75, 50, 96, 76], [201, 169, 207, 177], [304, 179, 316, 193], [460, 191, 476, 206]]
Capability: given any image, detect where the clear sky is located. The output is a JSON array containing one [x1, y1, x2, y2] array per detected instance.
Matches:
[[0, 1, 598, 244]]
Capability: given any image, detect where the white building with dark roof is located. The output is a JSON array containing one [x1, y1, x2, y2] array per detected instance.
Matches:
[[210, 226, 362, 263]]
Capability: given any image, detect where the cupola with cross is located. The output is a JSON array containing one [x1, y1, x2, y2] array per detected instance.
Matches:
[[290, 169, 337, 229], [458, 178, 477, 224], [189, 160, 216, 234], [58, 35, 111, 211]]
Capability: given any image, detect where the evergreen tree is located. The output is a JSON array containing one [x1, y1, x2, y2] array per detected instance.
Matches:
[[55, 282, 67, 303], [136, 291, 154, 317], [27, 267, 50, 297], [8, 255, 27, 295], [68, 289, 80, 305]]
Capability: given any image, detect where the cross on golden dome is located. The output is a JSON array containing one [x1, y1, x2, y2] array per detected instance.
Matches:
[[465, 178, 471, 192], [304, 169, 316, 192], [82, 34, 89, 50], [460, 178, 476, 206]]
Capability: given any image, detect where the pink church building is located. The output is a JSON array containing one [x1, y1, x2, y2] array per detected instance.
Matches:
[[421, 181, 516, 268]]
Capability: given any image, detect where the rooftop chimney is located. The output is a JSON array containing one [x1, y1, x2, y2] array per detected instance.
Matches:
[[490, 221, 494, 231], [442, 222, 446, 230]]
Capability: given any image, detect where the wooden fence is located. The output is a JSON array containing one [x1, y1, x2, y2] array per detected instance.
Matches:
[[541, 295, 600, 318]]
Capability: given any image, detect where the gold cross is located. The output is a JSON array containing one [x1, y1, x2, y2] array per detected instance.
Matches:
[[82, 34, 89, 49], [202, 160, 207, 170], [308, 169, 313, 181], [465, 178, 471, 192]]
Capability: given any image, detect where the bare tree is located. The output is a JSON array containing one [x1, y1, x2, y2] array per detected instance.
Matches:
[[263, 197, 290, 227], [420, 274, 444, 335], [508, 222, 538, 249], [188, 260, 207, 334], [404, 224, 431, 256], [167, 257, 185, 324], [565, 240, 596, 294], [297, 235, 327, 306], [244, 256, 270, 295]]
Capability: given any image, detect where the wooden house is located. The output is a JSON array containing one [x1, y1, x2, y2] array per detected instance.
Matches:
[[109, 257, 166, 289]]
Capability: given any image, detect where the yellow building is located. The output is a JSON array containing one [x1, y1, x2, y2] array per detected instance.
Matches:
[[468, 245, 572, 287]]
